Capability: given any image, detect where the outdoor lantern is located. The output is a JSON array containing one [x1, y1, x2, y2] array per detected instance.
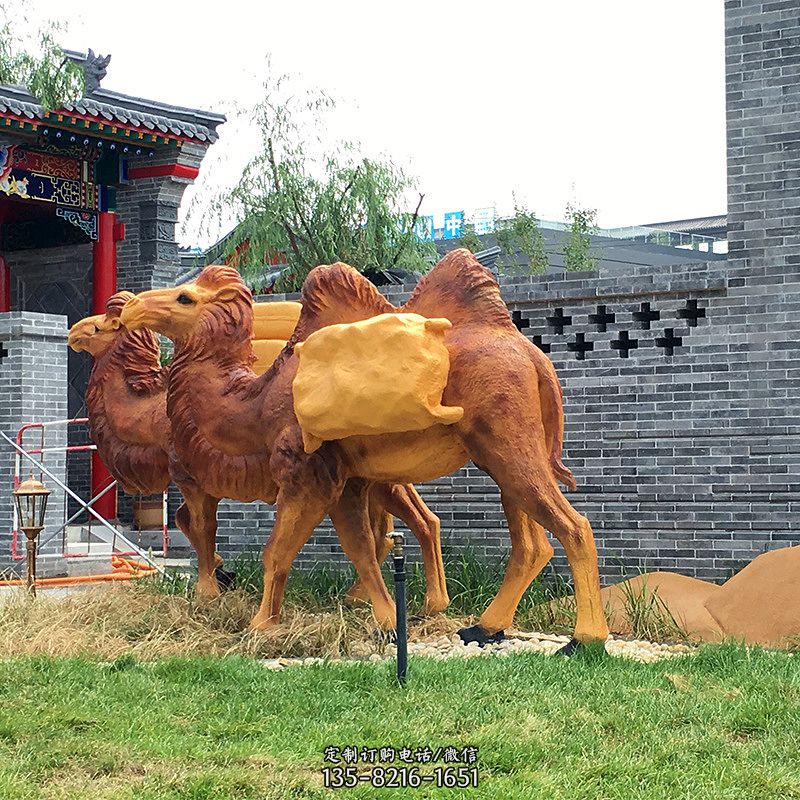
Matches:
[[12, 474, 51, 596]]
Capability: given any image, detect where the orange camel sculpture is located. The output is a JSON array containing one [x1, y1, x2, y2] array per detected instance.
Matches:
[[70, 293, 450, 611], [121, 250, 608, 652]]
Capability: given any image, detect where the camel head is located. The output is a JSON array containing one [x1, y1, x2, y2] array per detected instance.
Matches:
[[120, 266, 253, 344], [68, 291, 136, 356]]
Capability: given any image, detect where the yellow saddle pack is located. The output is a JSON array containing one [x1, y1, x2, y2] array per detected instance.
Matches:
[[251, 301, 301, 375], [292, 312, 464, 453]]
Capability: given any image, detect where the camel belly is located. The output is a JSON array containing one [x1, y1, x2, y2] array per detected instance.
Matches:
[[339, 425, 468, 484]]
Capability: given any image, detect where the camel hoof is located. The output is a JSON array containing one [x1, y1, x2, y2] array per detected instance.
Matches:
[[195, 581, 221, 601], [556, 638, 609, 658], [555, 638, 583, 656], [214, 567, 236, 592], [422, 597, 451, 616], [248, 615, 278, 633], [458, 625, 505, 647]]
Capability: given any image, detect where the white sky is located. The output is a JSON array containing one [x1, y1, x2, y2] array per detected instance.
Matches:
[[29, 0, 726, 247]]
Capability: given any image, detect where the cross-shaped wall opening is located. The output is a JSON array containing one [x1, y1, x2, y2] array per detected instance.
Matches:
[[511, 309, 531, 332], [656, 328, 683, 356], [633, 302, 660, 330], [0, 341, 8, 364], [589, 304, 615, 332], [611, 330, 639, 358], [677, 299, 706, 327], [567, 332, 593, 360], [546, 308, 572, 335], [531, 334, 551, 354]]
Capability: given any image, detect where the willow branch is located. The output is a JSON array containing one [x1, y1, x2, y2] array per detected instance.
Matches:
[[390, 192, 425, 268], [266, 136, 309, 269]]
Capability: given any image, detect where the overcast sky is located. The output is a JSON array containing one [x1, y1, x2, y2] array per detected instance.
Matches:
[[29, 0, 726, 246]]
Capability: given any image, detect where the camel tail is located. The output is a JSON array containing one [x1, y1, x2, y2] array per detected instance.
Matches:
[[536, 356, 577, 492]]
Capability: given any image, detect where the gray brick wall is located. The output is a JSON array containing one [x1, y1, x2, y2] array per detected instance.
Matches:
[[0, 313, 68, 573], [215, 255, 800, 582], [7, 244, 94, 517]]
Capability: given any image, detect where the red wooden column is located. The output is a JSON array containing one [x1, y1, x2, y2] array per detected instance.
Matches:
[[0, 256, 10, 312], [91, 212, 122, 519]]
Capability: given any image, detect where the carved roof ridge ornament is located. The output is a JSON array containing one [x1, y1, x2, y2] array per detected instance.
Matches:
[[84, 49, 112, 95]]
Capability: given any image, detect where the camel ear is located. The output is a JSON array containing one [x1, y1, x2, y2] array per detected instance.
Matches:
[[212, 286, 241, 304], [108, 317, 122, 330]]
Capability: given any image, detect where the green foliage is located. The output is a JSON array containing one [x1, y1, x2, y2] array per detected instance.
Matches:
[[458, 223, 484, 254], [563, 202, 599, 272], [495, 199, 549, 275], [201, 67, 436, 292], [0, 3, 84, 109]]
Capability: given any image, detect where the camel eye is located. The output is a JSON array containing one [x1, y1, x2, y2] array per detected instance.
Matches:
[[176, 293, 195, 305]]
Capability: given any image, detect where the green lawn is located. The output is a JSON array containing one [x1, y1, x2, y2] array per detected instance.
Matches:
[[0, 646, 799, 799]]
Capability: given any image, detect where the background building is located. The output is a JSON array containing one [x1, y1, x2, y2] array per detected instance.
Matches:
[[0, 50, 223, 569]]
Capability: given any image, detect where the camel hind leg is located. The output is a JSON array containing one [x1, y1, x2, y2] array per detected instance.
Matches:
[[380, 484, 449, 614], [329, 480, 397, 630], [457, 398, 607, 646], [459, 498, 553, 643], [346, 483, 450, 616]]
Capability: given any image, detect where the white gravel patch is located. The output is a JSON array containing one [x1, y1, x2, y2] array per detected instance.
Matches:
[[260, 632, 694, 670]]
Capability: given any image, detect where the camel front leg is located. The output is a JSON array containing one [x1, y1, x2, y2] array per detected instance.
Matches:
[[174, 481, 221, 601], [330, 480, 397, 630], [249, 491, 329, 631]]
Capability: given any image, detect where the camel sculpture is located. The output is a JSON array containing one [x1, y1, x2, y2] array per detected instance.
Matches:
[[121, 249, 609, 651], [71, 294, 450, 611]]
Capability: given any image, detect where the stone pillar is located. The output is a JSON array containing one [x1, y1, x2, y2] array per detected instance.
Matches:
[[115, 142, 209, 293], [0, 312, 68, 574]]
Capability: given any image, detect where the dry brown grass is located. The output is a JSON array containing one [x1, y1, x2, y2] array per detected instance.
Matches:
[[0, 584, 468, 661]]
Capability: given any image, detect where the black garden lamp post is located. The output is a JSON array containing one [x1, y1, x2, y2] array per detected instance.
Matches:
[[13, 474, 51, 596]]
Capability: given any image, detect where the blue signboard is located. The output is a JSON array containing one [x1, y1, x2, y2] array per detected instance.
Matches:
[[443, 211, 464, 240], [414, 215, 435, 242]]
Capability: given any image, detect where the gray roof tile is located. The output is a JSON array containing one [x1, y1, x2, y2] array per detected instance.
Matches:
[[0, 82, 224, 144]]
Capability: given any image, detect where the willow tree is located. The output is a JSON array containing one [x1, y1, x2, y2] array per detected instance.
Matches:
[[0, 3, 84, 108], [201, 69, 436, 292], [563, 202, 599, 272]]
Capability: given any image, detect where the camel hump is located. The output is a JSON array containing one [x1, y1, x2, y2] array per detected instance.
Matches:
[[300, 262, 395, 319], [292, 312, 463, 451]]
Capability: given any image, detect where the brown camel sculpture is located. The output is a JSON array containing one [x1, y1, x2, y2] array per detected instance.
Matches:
[[121, 250, 608, 651], [74, 295, 449, 610]]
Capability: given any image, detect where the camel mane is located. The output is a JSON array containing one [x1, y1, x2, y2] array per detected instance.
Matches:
[[166, 266, 272, 493], [404, 248, 513, 329], [176, 266, 256, 364], [96, 292, 167, 396]]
